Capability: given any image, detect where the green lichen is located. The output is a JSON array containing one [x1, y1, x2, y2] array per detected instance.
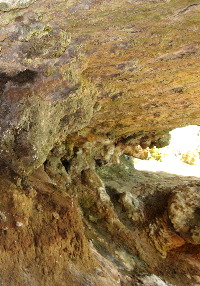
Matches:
[[0, 0, 36, 11], [0, 2, 8, 11], [21, 28, 71, 59]]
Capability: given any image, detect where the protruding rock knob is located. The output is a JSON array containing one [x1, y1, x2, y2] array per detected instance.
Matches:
[[168, 186, 200, 244]]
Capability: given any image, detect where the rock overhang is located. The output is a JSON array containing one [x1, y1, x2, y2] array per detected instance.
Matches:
[[0, 1, 200, 286]]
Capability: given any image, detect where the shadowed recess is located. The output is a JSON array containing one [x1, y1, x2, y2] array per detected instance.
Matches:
[[0, 70, 38, 92]]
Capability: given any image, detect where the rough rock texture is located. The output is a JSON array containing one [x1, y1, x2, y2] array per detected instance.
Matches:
[[0, 0, 36, 11], [0, 0, 200, 285]]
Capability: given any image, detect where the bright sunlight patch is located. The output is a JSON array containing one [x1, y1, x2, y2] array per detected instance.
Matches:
[[134, 125, 200, 177]]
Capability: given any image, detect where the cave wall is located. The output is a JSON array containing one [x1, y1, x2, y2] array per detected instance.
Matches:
[[0, 0, 200, 285]]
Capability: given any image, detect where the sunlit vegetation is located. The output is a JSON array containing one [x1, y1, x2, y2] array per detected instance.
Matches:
[[134, 125, 200, 176]]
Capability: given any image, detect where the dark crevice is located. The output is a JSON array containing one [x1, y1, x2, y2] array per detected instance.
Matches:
[[0, 69, 38, 94], [178, 4, 200, 14], [80, 170, 88, 185], [118, 131, 145, 144], [11, 70, 38, 84], [43, 160, 48, 169], [95, 159, 103, 167], [0, 73, 9, 93], [61, 159, 72, 173]]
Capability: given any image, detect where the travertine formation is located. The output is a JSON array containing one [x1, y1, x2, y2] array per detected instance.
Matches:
[[0, 0, 200, 285]]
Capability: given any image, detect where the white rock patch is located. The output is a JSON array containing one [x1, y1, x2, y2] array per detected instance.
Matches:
[[0, 0, 36, 11]]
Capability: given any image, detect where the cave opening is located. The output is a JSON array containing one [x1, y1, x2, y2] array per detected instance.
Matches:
[[134, 125, 200, 177]]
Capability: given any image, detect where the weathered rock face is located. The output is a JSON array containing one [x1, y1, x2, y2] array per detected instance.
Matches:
[[1, 0, 200, 174], [0, 0, 200, 285]]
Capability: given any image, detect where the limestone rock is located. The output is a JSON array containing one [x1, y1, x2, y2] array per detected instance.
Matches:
[[0, 0, 200, 174], [0, 0, 200, 285], [0, 0, 36, 11], [168, 186, 200, 244]]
